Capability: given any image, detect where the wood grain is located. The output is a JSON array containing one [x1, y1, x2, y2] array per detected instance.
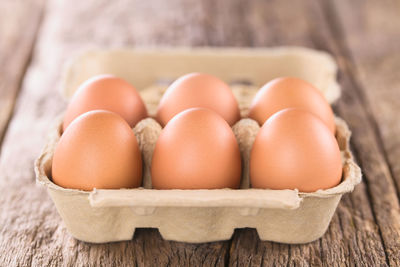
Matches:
[[0, 0, 399, 266], [320, 1, 400, 265], [0, 0, 44, 148]]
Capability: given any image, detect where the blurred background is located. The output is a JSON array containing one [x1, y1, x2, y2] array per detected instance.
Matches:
[[0, 0, 399, 266]]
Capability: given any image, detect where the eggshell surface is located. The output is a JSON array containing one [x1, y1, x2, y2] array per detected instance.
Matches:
[[63, 75, 147, 131], [52, 110, 142, 191], [250, 108, 342, 192], [248, 77, 336, 133], [156, 73, 240, 127], [151, 108, 241, 189]]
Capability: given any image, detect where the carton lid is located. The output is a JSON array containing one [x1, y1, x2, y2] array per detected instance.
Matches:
[[61, 47, 341, 104]]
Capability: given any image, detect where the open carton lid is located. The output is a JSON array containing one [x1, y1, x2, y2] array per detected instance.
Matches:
[[62, 46, 341, 103]]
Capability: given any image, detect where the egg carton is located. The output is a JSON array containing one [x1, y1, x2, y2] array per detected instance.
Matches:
[[35, 47, 362, 244]]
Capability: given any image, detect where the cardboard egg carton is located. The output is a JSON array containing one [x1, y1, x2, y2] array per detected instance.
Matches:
[[35, 47, 362, 244]]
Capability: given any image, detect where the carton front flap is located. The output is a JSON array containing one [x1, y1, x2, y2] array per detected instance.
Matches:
[[88, 188, 302, 209]]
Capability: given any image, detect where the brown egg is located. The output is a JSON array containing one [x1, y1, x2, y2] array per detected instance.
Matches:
[[151, 108, 241, 189], [63, 75, 147, 131], [250, 108, 342, 192], [52, 110, 142, 191], [156, 73, 240, 127], [248, 77, 335, 133]]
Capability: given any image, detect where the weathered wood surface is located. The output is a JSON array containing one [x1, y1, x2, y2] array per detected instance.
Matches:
[[328, 2, 400, 265], [0, 0, 399, 266], [0, 0, 45, 146]]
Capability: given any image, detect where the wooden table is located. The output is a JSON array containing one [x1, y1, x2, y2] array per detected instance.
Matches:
[[1, 0, 399, 266]]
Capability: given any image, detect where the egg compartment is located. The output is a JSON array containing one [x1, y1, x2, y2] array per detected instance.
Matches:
[[35, 47, 362, 244]]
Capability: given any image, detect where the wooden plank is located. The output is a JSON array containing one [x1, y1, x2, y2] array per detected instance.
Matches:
[[0, 0, 44, 147], [317, 1, 400, 265]]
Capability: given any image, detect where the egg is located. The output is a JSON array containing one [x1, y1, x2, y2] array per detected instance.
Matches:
[[151, 108, 241, 189], [156, 73, 240, 127], [63, 75, 147, 131], [52, 110, 142, 191], [250, 108, 342, 192], [248, 77, 335, 133]]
